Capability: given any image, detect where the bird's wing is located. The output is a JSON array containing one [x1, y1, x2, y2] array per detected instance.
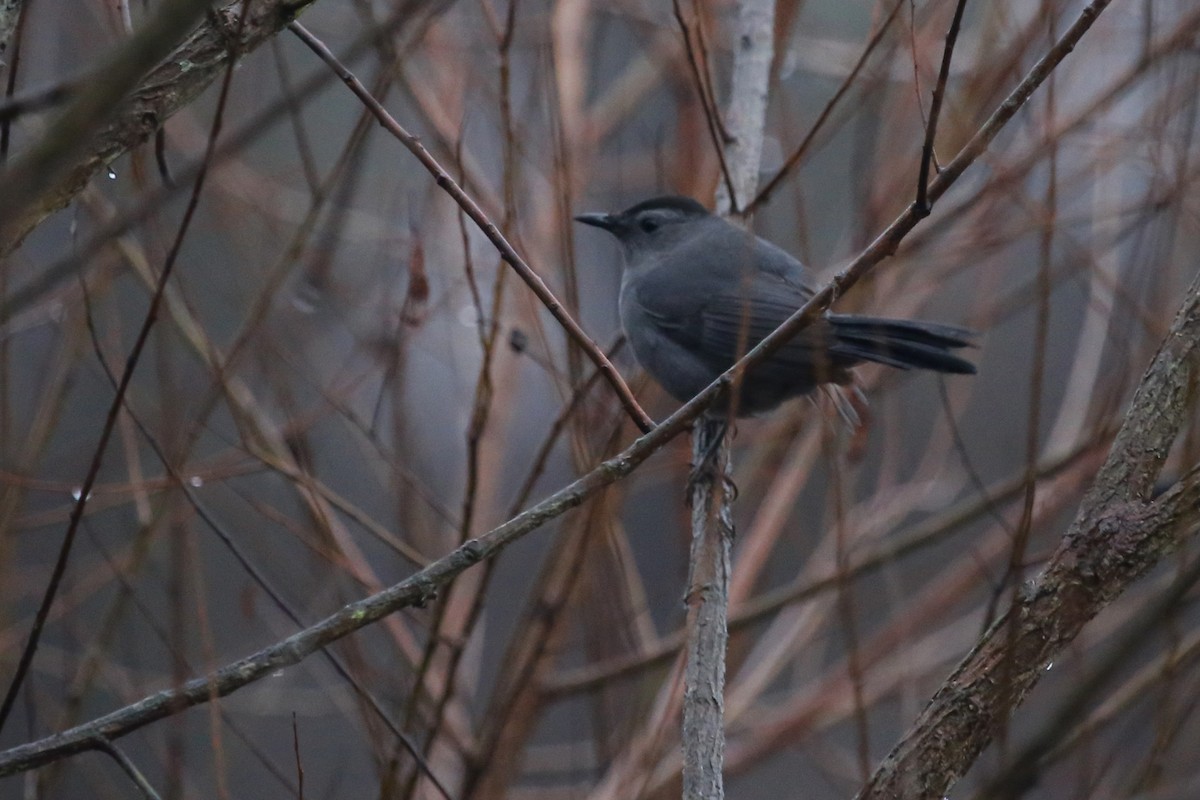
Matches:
[[695, 273, 833, 369], [633, 265, 831, 371]]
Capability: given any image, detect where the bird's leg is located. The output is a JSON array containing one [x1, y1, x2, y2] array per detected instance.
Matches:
[[686, 420, 738, 503], [696, 419, 727, 470]]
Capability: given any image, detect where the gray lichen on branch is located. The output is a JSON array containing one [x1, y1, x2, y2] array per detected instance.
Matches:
[[0, 0, 319, 256]]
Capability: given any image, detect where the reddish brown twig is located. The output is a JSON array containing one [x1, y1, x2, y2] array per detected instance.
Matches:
[[287, 21, 654, 434], [915, 0, 970, 214]]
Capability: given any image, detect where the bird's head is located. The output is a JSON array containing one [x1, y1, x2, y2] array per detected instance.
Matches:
[[574, 195, 711, 261]]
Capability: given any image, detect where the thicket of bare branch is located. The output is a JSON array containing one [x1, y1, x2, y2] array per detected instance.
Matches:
[[1, 1, 1199, 799]]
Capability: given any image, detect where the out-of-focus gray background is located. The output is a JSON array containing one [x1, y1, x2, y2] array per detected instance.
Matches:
[[2, 0, 1200, 798]]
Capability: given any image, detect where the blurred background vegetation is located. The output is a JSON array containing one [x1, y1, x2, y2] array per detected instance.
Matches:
[[2, 0, 1200, 798]]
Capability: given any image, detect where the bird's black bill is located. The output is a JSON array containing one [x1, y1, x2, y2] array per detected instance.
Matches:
[[574, 212, 617, 231]]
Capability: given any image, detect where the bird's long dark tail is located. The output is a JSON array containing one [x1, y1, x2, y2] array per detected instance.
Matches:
[[828, 314, 977, 375]]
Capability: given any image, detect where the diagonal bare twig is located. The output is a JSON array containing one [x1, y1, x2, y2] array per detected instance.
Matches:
[[287, 21, 654, 434], [89, 737, 164, 800], [915, 0, 970, 213], [672, 0, 739, 211], [720, 0, 1116, 389], [748, 0, 906, 215]]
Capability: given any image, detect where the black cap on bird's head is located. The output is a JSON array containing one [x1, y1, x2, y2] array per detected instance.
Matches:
[[619, 195, 710, 219]]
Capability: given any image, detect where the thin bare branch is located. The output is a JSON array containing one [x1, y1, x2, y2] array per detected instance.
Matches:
[[90, 737, 164, 800], [915, 0, 970, 213], [287, 21, 654, 434], [748, 0, 906, 215], [672, 0, 738, 209]]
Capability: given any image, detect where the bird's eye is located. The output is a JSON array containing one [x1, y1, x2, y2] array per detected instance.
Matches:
[[639, 217, 660, 233]]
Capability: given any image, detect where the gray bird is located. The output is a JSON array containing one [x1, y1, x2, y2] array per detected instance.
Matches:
[[575, 195, 975, 417]]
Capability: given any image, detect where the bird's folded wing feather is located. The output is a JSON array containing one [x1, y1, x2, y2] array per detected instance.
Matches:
[[635, 268, 832, 371]]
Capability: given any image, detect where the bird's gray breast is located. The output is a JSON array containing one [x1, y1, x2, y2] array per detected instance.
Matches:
[[618, 269, 717, 403]]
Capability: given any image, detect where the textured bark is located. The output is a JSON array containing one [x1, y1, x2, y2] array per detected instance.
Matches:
[[0, 0, 22, 58], [0, 0, 317, 256], [714, 0, 775, 215], [683, 421, 735, 800], [857, 271, 1200, 799], [683, 1, 776, 797]]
